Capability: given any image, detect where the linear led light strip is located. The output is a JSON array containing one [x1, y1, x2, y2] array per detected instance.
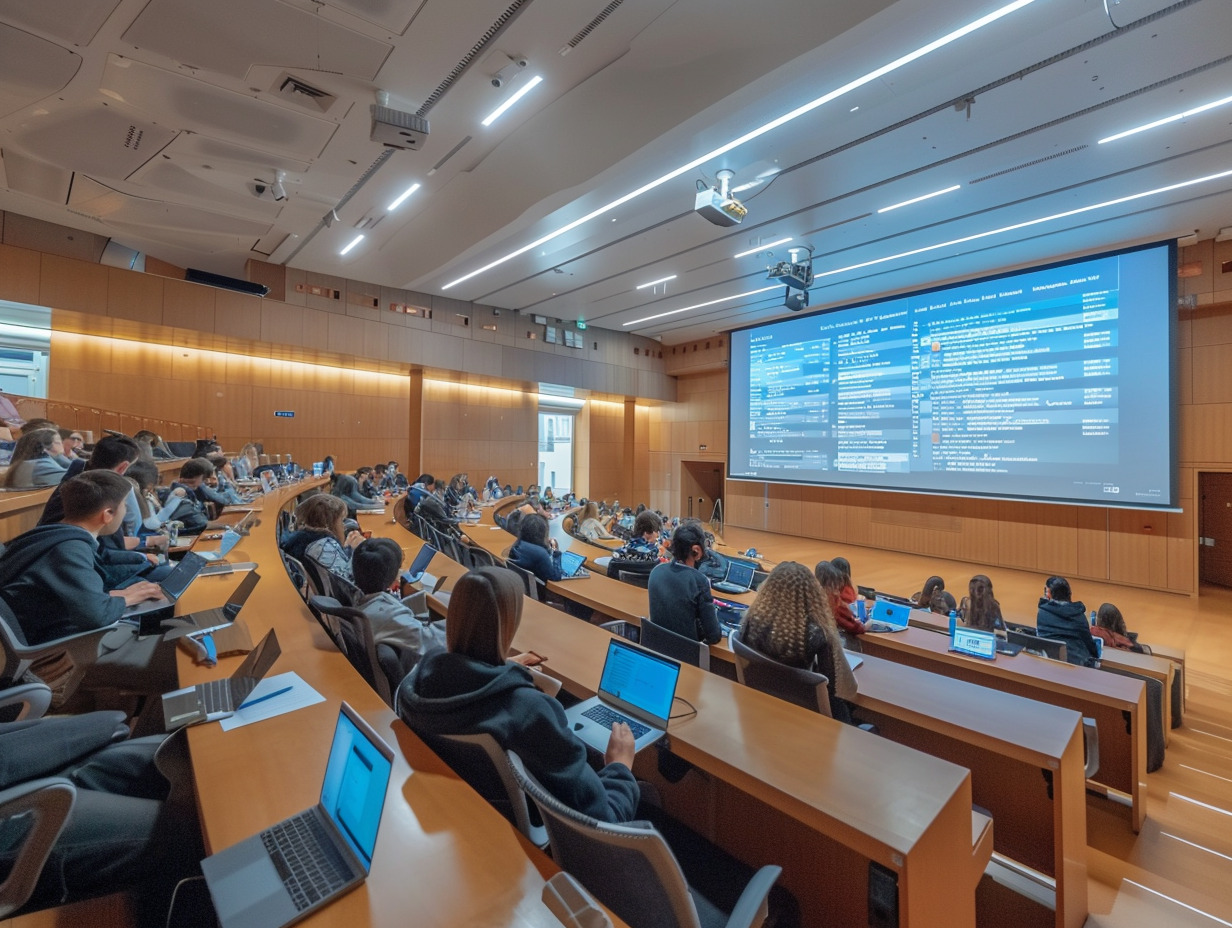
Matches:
[[1124, 880, 1232, 927], [621, 166, 1232, 329], [814, 167, 1232, 280], [442, 0, 1039, 290], [1099, 92, 1232, 145]]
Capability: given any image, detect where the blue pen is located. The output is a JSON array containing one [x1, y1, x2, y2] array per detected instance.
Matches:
[[237, 685, 292, 711]]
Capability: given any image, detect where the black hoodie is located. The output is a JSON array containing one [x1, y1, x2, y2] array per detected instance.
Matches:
[[0, 523, 125, 643], [1036, 597, 1099, 667], [397, 650, 638, 823]]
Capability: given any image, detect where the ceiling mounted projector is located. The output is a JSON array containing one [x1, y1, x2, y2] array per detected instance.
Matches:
[[370, 104, 430, 150], [695, 169, 747, 227], [768, 245, 814, 291]]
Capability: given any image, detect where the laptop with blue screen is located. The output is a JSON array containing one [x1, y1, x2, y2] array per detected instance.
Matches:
[[556, 550, 590, 579], [564, 638, 680, 754], [201, 702, 395, 928], [866, 598, 911, 633]]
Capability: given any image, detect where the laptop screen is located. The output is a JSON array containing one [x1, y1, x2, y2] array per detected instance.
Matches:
[[319, 705, 394, 870], [223, 570, 261, 614], [598, 639, 680, 725], [163, 552, 207, 598], [724, 561, 755, 589], [559, 550, 586, 576], [216, 529, 242, 557], [951, 626, 997, 660], [871, 598, 909, 630], [405, 544, 436, 579]]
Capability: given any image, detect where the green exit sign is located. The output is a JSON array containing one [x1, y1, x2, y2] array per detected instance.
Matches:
[[576, 318, 587, 330]]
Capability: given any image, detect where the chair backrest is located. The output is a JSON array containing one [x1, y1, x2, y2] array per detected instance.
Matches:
[[0, 601, 113, 706], [423, 733, 547, 848], [279, 550, 311, 601], [0, 778, 77, 918], [728, 627, 831, 716], [308, 595, 393, 706], [504, 562, 541, 602], [1098, 665, 1165, 773], [640, 617, 709, 671], [465, 544, 501, 569], [507, 752, 702, 928]]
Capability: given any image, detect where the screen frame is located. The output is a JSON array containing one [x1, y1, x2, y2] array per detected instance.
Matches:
[[726, 239, 1179, 511]]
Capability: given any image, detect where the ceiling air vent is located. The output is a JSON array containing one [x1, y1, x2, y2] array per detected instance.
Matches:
[[968, 145, 1088, 185], [561, 0, 626, 55], [273, 73, 337, 114]]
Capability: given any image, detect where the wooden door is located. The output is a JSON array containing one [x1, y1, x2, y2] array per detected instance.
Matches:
[[1199, 472, 1232, 587]]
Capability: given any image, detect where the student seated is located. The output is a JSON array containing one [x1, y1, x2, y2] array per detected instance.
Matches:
[[378, 461, 402, 494], [740, 561, 858, 723], [577, 500, 618, 542], [959, 574, 1004, 631], [2, 427, 70, 488], [830, 556, 858, 608], [281, 494, 364, 585], [204, 453, 247, 505], [350, 537, 446, 668], [414, 478, 463, 539], [815, 560, 866, 642], [133, 430, 174, 460], [233, 442, 260, 480], [397, 566, 638, 821], [126, 460, 185, 537], [1093, 602, 1146, 653], [59, 427, 86, 461], [506, 513, 562, 583], [164, 458, 216, 534], [354, 466, 382, 501], [1037, 575, 1099, 666], [407, 472, 434, 507], [0, 471, 174, 695], [912, 575, 946, 607], [647, 521, 721, 645], [929, 589, 958, 616], [606, 510, 665, 582], [0, 713, 201, 926]]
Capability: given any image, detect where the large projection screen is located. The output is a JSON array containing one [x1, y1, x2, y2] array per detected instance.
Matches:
[[728, 241, 1177, 510]]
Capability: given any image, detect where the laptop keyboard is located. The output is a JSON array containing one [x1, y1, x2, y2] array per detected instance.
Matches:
[[261, 811, 353, 912], [199, 678, 232, 715], [582, 704, 650, 740]]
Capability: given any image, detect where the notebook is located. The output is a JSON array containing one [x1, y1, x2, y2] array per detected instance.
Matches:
[[866, 598, 910, 633], [556, 550, 590, 580], [163, 570, 262, 640], [201, 702, 394, 928], [564, 638, 680, 754], [712, 559, 756, 594], [161, 628, 282, 728], [950, 625, 998, 661], [123, 551, 208, 618]]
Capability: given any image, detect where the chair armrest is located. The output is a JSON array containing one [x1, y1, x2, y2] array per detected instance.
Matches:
[[723, 864, 782, 928], [0, 683, 52, 720], [0, 778, 76, 918], [1082, 717, 1100, 780]]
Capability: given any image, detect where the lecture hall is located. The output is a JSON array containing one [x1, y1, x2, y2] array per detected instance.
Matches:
[[1, 0, 1231, 926]]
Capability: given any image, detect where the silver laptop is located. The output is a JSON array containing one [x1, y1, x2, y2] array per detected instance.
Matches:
[[712, 560, 755, 595], [866, 598, 910, 633], [196, 527, 243, 562], [564, 638, 681, 754], [557, 550, 590, 580], [163, 570, 261, 640], [201, 702, 395, 928], [123, 551, 208, 617], [161, 628, 281, 728]]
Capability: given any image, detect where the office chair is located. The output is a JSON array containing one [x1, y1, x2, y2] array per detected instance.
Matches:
[[0, 604, 117, 707], [504, 562, 542, 602], [423, 733, 547, 849], [1098, 665, 1165, 773], [598, 620, 640, 643], [464, 545, 502, 569], [0, 778, 77, 918], [279, 550, 312, 601], [728, 627, 832, 716], [308, 596, 414, 707], [641, 617, 709, 671], [616, 569, 652, 589], [508, 751, 782, 928]]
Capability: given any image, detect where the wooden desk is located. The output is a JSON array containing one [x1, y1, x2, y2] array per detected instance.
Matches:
[[858, 626, 1148, 832], [173, 481, 607, 928], [851, 653, 1087, 928]]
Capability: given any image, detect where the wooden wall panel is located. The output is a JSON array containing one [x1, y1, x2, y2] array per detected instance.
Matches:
[[0, 242, 41, 304], [420, 381, 537, 490]]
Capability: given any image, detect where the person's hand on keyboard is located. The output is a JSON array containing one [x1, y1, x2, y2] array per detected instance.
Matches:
[[604, 721, 635, 770]]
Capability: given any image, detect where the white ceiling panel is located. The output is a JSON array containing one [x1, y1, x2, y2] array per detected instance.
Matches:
[[0, 147, 71, 203], [0, 0, 121, 47], [7, 104, 175, 178], [0, 24, 80, 119]]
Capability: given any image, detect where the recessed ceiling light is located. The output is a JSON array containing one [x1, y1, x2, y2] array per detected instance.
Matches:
[[815, 167, 1232, 280], [850, 105, 860, 112], [877, 184, 961, 213], [636, 275, 677, 289], [481, 74, 543, 127], [735, 237, 791, 259], [442, 0, 1039, 290], [623, 285, 779, 327], [387, 182, 421, 211], [1098, 92, 1232, 145], [340, 234, 365, 256]]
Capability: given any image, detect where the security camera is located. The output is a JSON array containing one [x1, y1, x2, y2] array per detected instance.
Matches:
[[491, 76, 505, 88], [491, 58, 529, 89], [253, 183, 267, 197], [514, 57, 528, 69], [271, 170, 287, 202]]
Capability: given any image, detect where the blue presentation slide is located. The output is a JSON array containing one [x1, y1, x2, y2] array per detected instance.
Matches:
[[728, 242, 1175, 508]]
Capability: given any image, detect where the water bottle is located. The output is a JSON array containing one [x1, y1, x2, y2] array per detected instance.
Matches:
[[1089, 609, 1097, 627], [948, 609, 958, 639]]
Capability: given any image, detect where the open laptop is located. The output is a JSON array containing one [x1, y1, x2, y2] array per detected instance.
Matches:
[[712, 559, 755, 595], [201, 702, 394, 928], [556, 550, 590, 580], [195, 527, 243, 562], [564, 638, 680, 754], [123, 551, 208, 618], [949, 625, 998, 661], [162, 628, 281, 729], [163, 570, 261, 640], [400, 543, 445, 593], [866, 598, 911, 633]]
